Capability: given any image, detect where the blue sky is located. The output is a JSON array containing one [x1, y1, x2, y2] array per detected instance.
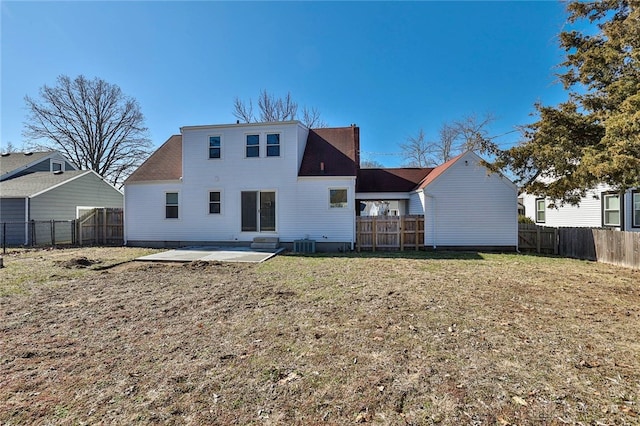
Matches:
[[2, 1, 571, 167]]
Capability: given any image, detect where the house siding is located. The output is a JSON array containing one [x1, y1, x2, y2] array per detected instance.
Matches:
[[423, 152, 517, 247], [0, 198, 27, 244], [30, 172, 123, 221], [409, 191, 425, 215], [521, 184, 638, 232]]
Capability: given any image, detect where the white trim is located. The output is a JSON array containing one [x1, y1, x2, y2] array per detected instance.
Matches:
[[181, 120, 304, 132], [24, 198, 29, 245], [356, 192, 410, 200], [207, 134, 223, 160], [50, 159, 64, 172], [328, 187, 349, 209], [164, 191, 180, 220], [207, 189, 223, 215]]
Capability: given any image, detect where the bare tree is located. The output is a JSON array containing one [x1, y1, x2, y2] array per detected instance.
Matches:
[[401, 113, 498, 167], [233, 90, 327, 128], [400, 129, 435, 167], [1, 141, 19, 154], [232, 97, 255, 123], [23, 75, 151, 187], [302, 106, 327, 128], [453, 113, 497, 154], [360, 159, 384, 168], [437, 123, 460, 163]]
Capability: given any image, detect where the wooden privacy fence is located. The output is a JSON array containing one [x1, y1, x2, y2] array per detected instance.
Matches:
[[518, 224, 558, 254], [77, 208, 123, 245], [558, 228, 640, 269], [356, 215, 424, 251], [519, 224, 639, 269]]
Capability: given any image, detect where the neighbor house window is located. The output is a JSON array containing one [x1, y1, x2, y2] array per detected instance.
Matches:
[[51, 160, 63, 172], [602, 192, 621, 227], [246, 134, 259, 158], [209, 191, 221, 214], [535, 198, 546, 223], [209, 136, 221, 159], [633, 190, 640, 228], [166, 192, 179, 219], [266, 133, 280, 157], [329, 188, 348, 208]]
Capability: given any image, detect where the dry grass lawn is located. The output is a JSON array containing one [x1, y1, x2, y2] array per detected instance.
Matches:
[[1, 247, 639, 425]]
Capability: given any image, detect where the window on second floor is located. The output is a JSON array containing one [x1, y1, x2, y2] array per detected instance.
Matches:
[[535, 198, 546, 223], [602, 192, 621, 227], [246, 134, 259, 158], [266, 133, 280, 157], [209, 136, 221, 159]]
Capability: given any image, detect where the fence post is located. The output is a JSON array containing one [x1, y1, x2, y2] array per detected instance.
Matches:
[[30, 220, 36, 246], [51, 219, 55, 247], [102, 208, 107, 244], [2, 222, 6, 254], [536, 226, 541, 253], [372, 217, 377, 252]]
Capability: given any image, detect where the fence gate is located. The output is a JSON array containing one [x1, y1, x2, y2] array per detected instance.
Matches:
[[77, 208, 123, 245], [356, 215, 424, 251], [518, 224, 558, 254]]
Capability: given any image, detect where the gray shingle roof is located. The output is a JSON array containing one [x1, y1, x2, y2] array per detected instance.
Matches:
[[0, 170, 90, 197], [0, 151, 57, 176]]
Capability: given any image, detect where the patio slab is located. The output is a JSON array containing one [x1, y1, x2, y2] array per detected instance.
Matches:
[[136, 246, 284, 263]]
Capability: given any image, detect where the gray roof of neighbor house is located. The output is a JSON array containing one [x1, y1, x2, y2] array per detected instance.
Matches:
[[0, 151, 57, 177], [298, 127, 360, 177], [125, 135, 182, 183], [0, 170, 90, 197]]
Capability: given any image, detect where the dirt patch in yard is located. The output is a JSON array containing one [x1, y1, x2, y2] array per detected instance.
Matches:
[[1, 250, 639, 425]]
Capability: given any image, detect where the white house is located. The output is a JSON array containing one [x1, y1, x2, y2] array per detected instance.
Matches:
[[357, 151, 519, 249], [124, 121, 359, 251], [521, 185, 640, 232], [125, 121, 518, 251]]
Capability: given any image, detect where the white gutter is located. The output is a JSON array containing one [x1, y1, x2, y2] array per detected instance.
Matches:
[[422, 190, 436, 249]]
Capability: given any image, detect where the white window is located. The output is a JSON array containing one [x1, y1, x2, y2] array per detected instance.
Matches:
[[209, 191, 221, 214], [633, 191, 640, 228], [535, 199, 546, 223], [329, 188, 348, 208], [166, 192, 179, 219], [266, 133, 280, 157], [209, 136, 221, 159], [246, 134, 259, 158], [602, 193, 620, 227]]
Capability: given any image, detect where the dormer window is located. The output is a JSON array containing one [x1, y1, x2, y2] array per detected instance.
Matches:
[[51, 160, 64, 172]]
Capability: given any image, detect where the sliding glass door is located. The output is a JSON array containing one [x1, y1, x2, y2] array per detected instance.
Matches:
[[241, 191, 275, 232]]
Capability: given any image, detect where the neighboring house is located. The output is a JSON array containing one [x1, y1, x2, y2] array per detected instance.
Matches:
[[0, 151, 123, 245], [125, 121, 518, 251], [357, 151, 518, 249], [521, 185, 640, 232]]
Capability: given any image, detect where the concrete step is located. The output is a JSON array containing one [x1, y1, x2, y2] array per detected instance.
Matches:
[[251, 237, 279, 250]]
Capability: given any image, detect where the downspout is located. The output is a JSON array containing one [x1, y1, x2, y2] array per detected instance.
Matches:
[[24, 198, 30, 246], [422, 190, 436, 249]]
